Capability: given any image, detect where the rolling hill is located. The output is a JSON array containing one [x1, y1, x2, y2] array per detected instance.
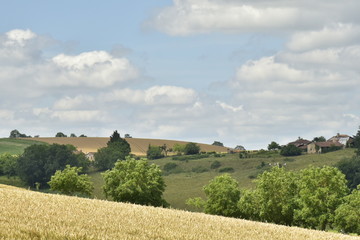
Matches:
[[27, 137, 230, 155], [1, 184, 358, 240]]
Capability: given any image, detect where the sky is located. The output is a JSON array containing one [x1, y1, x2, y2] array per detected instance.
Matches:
[[1, 0, 360, 149]]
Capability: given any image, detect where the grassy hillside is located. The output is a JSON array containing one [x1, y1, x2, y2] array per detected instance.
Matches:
[[90, 148, 355, 210], [27, 137, 229, 155], [1, 184, 358, 240], [0, 138, 44, 155]]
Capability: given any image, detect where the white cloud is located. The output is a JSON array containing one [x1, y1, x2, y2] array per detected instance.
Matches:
[[216, 101, 243, 112], [287, 23, 360, 51], [148, 0, 360, 36], [51, 110, 107, 123], [53, 95, 95, 110], [105, 86, 198, 105], [149, 0, 301, 35]]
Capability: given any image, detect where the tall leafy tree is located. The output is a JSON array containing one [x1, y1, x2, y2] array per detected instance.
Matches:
[[294, 166, 349, 230], [94, 131, 131, 170], [17, 144, 90, 187], [334, 185, 360, 234], [255, 167, 299, 225], [267, 141, 281, 151], [184, 142, 200, 155], [187, 174, 240, 217], [336, 156, 360, 189], [102, 157, 168, 207]]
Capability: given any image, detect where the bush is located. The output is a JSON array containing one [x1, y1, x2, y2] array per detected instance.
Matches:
[[210, 160, 221, 169], [184, 143, 200, 155], [0, 153, 18, 178], [48, 165, 93, 196], [163, 163, 178, 172], [219, 167, 234, 173], [147, 145, 164, 160], [280, 144, 302, 156]]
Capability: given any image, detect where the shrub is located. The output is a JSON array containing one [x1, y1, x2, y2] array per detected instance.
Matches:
[[210, 160, 221, 169], [184, 143, 200, 155], [280, 144, 302, 156], [219, 167, 234, 173], [163, 163, 178, 172], [48, 165, 93, 196], [147, 145, 164, 160]]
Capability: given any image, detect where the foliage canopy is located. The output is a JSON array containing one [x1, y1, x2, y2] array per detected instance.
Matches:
[[102, 157, 168, 207]]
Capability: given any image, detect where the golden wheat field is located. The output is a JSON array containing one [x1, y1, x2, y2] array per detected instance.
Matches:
[[1, 184, 359, 240], [30, 137, 230, 155]]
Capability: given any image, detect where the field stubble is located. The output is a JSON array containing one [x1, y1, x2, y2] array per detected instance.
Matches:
[[1, 184, 358, 240]]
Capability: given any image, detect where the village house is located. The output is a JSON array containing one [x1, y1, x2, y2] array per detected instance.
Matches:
[[288, 138, 311, 151], [307, 141, 344, 154], [328, 133, 353, 146]]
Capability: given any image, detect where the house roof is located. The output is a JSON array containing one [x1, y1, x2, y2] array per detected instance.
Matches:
[[289, 138, 311, 146], [313, 141, 343, 147]]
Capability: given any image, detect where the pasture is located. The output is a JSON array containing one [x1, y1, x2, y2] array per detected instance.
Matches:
[[1, 184, 358, 240]]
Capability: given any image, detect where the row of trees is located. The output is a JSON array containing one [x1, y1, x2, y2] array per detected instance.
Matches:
[[146, 142, 201, 160], [187, 166, 360, 234]]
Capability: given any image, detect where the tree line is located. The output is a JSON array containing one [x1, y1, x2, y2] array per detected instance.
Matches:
[[186, 165, 360, 235]]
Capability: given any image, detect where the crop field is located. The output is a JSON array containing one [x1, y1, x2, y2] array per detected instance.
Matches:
[[0, 138, 44, 155], [1, 184, 358, 240], [29, 137, 229, 155]]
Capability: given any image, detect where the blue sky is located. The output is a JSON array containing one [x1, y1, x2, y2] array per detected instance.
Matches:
[[1, 0, 359, 149]]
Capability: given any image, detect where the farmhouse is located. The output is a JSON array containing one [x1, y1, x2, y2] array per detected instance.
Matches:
[[288, 138, 311, 151], [328, 133, 353, 146], [307, 141, 344, 154]]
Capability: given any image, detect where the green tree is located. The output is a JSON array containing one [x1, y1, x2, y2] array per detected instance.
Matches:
[[353, 126, 360, 156], [334, 185, 360, 234], [55, 132, 67, 137], [70, 133, 77, 137], [212, 141, 224, 147], [267, 141, 281, 151], [238, 189, 261, 221], [186, 174, 240, 217], [0, 153, 18, 178], [173, 143, 185, 155], [255, 167, 299, 225], [294, 166, 349, 230], [146, 145, 164, 160], [9, 129, 30, 138], [102, 157, 168, 207], [280, 144, 302, 156], [336, 156, 360, 189], [313, 136, 326, 142], [94, 131, 131, 170], [17, 144, 90, 187], [108, 130, 121, 144], [48, 165, 93, 196], [184, 142, 200, 155]]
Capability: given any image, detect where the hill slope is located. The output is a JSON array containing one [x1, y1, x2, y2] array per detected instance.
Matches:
[[29, 137, 230, 155], [0, 184, 358, 240]]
